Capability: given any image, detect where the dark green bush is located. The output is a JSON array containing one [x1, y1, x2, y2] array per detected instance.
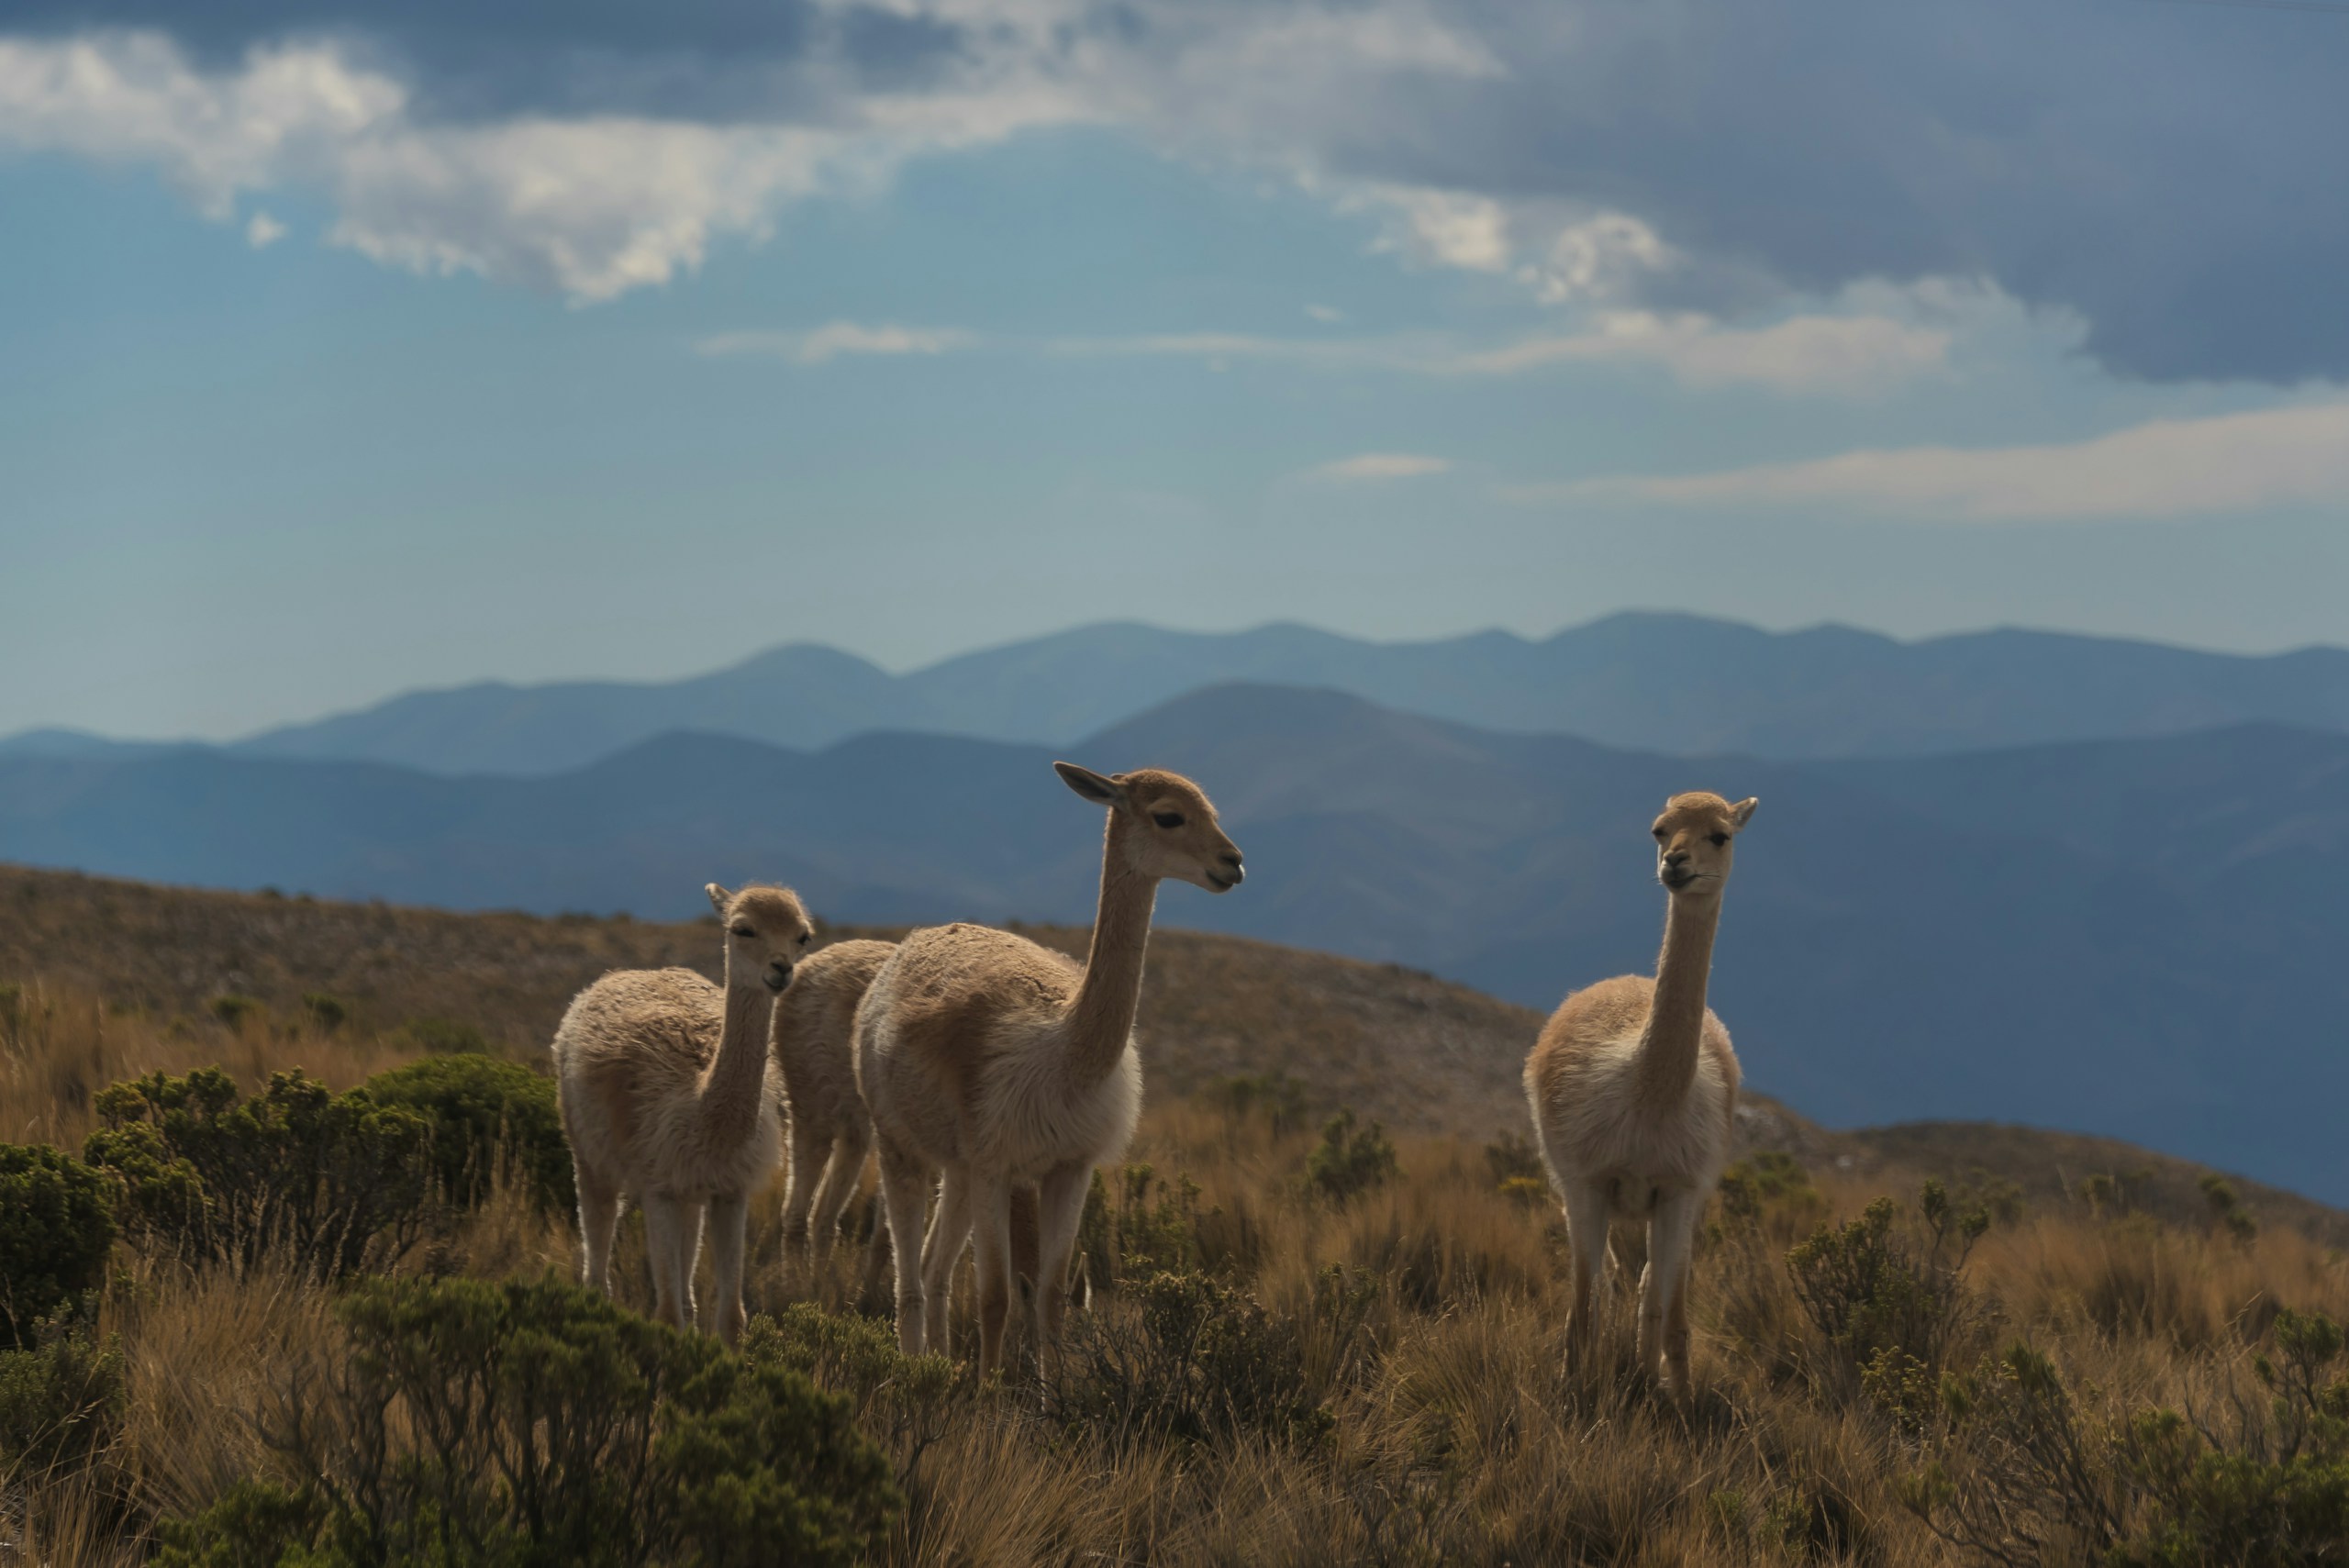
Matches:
[[153, 1274, 897, 1568], [208, 994, 266, 1031], [299, 993, 348, 1034], [83, 1067, 431, 1280], [363, 1054, 573, 1216], [0, 1315, 124, 1483], [0, 1141, 116, 1348], [1212, 1070, 1310, 1136], [1910, 1309, 2349, 1565], [1787, 1182, 1988, 1415], [1043, 1267, 1370, 1452], [1074, 1162, 1202, 1293], [1304, 1107, 1399, 1204]]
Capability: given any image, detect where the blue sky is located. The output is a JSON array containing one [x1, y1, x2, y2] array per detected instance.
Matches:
[[4, 0, 2347, 740]]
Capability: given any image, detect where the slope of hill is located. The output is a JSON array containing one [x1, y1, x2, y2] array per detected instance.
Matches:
[[186, 613, 2349, 774], [5, 687, 2347, 1202], [6, 863, 2341, 1249]]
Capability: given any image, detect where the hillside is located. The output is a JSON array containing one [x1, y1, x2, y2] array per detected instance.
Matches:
[[6, 684, 2348, 1202], [16, 612, 2345, 775], [6, 862, 2342, 1247]]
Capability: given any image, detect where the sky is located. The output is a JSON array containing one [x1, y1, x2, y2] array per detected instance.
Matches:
[[3, 0, 2347, 740]]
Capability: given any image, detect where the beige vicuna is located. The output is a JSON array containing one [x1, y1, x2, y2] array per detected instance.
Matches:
[[771, 937, 895, 1264], [551, 883, 811, 1345], [855, 762, 1244, 1379], [1524, 791, 1756, 1395]]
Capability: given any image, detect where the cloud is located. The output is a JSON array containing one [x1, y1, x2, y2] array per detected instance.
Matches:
[[696, 321, 976, 362], [1518, 403, 2349, 521], [1306, 452, 1451, 482], [1449, 310, 1954, 394], [244, 209, 286, 248], [6, 3, 2346, 380], [1305, 303, 1343, 323]]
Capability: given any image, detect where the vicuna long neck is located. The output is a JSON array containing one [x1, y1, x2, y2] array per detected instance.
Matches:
[[700, 981, 774, 1145], [1064, 824, 1158, 1089], [1636, 893, 1721, 1114]]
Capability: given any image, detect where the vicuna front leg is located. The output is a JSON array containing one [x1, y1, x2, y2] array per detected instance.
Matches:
[[704, 1193, 750, 1346], [1029, 1162, 1092, 1374], [1560, 1179, 1613, 1366], [1641, 1189, 1703, 1396], [641, 1194, 702, 1332], [970, 1178, 1017, 1381]]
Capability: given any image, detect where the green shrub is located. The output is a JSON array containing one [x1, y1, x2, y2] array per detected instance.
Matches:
[[299, 993, 348, 1034], [1212, 1070, 1310, 1136], [207, 994, 265, 1031], [0, 1142, 116, 1349], [152, 1274, 898, 1568], [1787, 1182, 1988, 1415], [0, 1315, 124, 1482], [1909, 1310, 2349, 1565], [83, 1067, 431, 1280], [1074, 1162, 1202, 1293], [1043, 1268, 1370, 1451], [1304, 1107, 1399, 1204], [399, 1015, 490, 1055], [1483, 1129, 1547, 1190], [363, 1054, 573, 1216]]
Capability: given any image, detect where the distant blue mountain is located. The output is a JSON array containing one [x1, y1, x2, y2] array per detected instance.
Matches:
[[3, 682, 2344, 1204], [141, 614, 2349, 775]]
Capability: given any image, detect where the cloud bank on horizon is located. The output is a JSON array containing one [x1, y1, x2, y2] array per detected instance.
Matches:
[[4, 0, 2345, 384]]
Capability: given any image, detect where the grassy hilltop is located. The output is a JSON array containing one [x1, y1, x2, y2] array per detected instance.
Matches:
[[3, 864, 2346, 1563]]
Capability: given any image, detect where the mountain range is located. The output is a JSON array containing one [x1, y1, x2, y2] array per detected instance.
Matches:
[[3, 681, 2343, 1203], [14, 613, 2347, 775]]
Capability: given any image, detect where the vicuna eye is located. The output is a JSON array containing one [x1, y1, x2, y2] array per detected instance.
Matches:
[[1152, 811, 1186, 828], [1652, 827, 1667, 840], [1709, 833, 1730, 847], [731, 926, 755, 938], [797, 933, 812, 947]]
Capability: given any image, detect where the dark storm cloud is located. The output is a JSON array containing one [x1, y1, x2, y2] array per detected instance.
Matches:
[[6, 0, 2344, 382]]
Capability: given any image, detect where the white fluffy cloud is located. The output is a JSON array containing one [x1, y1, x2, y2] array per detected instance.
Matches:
[[1451, 310, 1954, 394], [1526, 402, 2349, 520]]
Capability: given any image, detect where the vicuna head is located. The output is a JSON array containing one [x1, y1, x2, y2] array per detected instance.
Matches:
[[1649, 792, 1758, 899], [1054, 762, 1245, 894], [705, 883, 815, 992]]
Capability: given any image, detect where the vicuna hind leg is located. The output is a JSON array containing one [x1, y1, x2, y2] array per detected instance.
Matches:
[[1642, 1189, 1703, 1397], [876, 1138, 932, 1355], [780, 1122, 829, 1256], [575, 1169, 622, 1295], [919, 1167, 973, 1360], [808, 1129, 872, 1263]]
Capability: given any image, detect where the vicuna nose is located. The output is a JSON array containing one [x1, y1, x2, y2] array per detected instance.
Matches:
[[1664, 850, 1691, 868]]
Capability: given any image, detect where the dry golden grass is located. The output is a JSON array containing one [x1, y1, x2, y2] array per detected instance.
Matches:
[[7, 872, 2349, 1563], [6, 995, 2344, 1567]]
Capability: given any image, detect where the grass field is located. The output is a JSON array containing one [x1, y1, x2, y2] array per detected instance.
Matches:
[[5, 942, 2346, 1565]]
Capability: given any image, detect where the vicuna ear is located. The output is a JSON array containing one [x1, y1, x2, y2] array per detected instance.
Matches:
[[1054, 762, 1126, 806], [1730, 797, 1759, 828], [706, 883, 732, 917]]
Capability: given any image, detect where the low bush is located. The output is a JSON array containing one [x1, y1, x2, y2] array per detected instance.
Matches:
[[153, 1274, 899, 1568], [1305, 1107, 1399, 1205], [363, 1053, 573, 1216], [83, 1067, 432, 1280], [1910, 1307, 2349, 1564], [398, 1015, 491, 1055], [1074, 1162, 1202, 1292], [0, 1141, 116, 1348], [1787, 1180, 1989, 1415], [0, 1314, 124, 1484], [1211, 1070, 1310, 1137], [1043, 1267, 1371, 1452]]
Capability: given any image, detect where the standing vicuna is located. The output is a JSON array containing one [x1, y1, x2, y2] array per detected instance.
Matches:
[[855, 762, 1244, 1379], [1524, 791, 1757, 1396], [552, 883, 812, 1345], [770, 937, 896, 1267]]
